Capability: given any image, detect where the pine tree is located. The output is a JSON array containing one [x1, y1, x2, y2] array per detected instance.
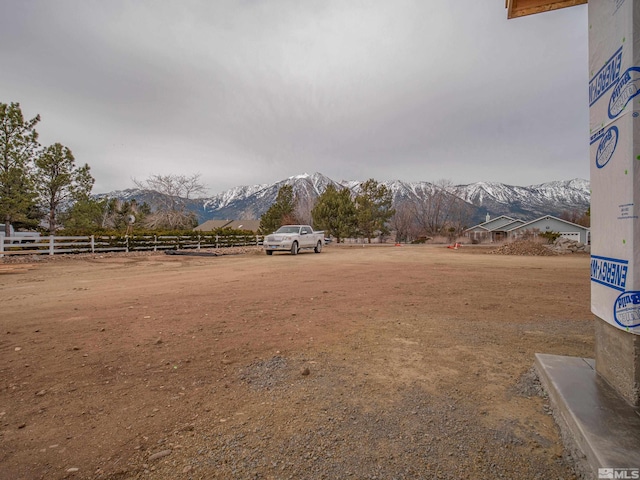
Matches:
[[311, 184, 356, 243], [259, 185, 297, 234], [0, 102, 41, 236], [355, 179, 395, 243], [59, 197, 108, 234], [34, 143, 94, 233]]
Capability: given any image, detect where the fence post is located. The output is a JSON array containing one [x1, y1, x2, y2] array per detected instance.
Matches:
[[197, 234, 201, 251], [90, 235, 95, 253], [215, 235, 219, 249], [125, 235, 129, 253], [0, 237, 4, 257], [49, 235, 54, 255], [154, 235, 157, 252]]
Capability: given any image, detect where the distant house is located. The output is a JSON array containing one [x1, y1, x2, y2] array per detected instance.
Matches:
[[194, 219, 261, 233], [224, 220, 261, 232], [194, 220, 234, 231], [465, 214, 590, 244], [507, 215, 590, 244], [465, 215, 524, 243]]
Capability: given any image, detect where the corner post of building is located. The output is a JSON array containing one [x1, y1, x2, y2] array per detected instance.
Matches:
[[588, 0, 640, 408]]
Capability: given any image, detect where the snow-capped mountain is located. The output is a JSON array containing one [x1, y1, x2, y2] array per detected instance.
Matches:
[[454, 178, 590, 221], [194, 172, 342, 221], [98, 173, 590, 225]]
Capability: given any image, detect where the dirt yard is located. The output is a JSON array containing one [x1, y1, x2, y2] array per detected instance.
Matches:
[[0, 244, 594, 480]]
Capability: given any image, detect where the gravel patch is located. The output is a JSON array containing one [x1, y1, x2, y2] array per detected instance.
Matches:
[[138, 352, 577, 480], [490, 240, 556, 256], [513, 367, 547, 398]]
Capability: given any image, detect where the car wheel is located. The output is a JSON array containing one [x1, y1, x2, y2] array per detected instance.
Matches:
[[291, 241, 298, 255], [314, 241, 322, 253], [266, 250, 273, 255]]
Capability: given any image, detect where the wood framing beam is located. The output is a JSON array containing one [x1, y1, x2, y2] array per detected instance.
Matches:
[[506, 0, 587, 19]]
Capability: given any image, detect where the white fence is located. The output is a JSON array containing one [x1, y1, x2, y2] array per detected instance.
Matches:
[[0, 234, 262, 257]]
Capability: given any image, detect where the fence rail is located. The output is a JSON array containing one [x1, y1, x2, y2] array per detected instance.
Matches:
[[0, 234, 262, 257]]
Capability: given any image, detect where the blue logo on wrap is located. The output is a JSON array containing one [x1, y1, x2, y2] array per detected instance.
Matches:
[[595, 126, 618, 169], [608, 67, 640, 119], [614, 291, 640, 328], [589, 47, 623, 106], [591, 255, 628, 292]]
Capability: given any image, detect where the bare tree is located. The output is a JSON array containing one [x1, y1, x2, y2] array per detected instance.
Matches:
[[412, 179, 453, 237], [560, 208, 590, 227], [133, 174, 206, 230], [294, 192, 314, 226], [390, 201, 417, 243], [445, 187, 474, 238], [411, 180, 474, 240]]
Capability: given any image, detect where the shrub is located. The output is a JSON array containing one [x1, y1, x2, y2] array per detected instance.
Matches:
[[539, 231, 561, 244]]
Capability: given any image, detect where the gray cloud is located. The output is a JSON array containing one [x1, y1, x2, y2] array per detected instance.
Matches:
[[0, 0, 589, 194]]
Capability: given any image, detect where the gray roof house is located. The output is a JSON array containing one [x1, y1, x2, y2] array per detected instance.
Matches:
[[194, 220, 234, 231], [194, 219, 261, 233], [224, 220, 261, 232], [507, 215, 590, 244], [465, 214, 590, 244], [465, 215, 525, 243]]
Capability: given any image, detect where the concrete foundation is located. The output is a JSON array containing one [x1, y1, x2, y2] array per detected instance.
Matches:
[[535, 353, 640, 478], [595, 318, 640, 407]]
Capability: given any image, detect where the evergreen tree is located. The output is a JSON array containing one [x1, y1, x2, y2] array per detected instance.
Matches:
[[98, 198, 151, 232], [34, 143, 94, 233], [259, 185, 297, 234], [311, 184, 356, 243], [355, 179, 395, 243], [0, 102, 41, 235], [59, 197, 108, 234]]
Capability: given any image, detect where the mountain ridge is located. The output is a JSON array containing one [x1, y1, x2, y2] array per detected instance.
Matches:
[[98, 172, 590, 226]]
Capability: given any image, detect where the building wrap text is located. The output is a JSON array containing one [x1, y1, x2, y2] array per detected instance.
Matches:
[[590, 47, 623, 106], [591, 255, 629, 292]]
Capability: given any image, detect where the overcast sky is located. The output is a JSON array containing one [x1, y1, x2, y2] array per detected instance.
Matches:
[[1, 1, 588, 196]]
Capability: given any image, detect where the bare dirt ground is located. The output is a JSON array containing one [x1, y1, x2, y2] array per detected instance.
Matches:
[[0, 244, 594, 479]]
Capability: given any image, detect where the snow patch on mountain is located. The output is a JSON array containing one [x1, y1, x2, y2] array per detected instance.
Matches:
[[97, 173, 590, 224]]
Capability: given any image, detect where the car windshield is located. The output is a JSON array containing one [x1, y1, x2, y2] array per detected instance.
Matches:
[[275, 226, 300, 234]]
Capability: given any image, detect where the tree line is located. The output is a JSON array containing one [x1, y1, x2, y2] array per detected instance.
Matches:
[[1, 102, 94, 236], [258, 179, 477, 243], [259, 180, 396, 243], [259, 180, 592, 243], [1, 102, 207, 236]]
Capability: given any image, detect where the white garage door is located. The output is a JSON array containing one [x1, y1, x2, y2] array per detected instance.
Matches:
[[560, 232, 580, 241]]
